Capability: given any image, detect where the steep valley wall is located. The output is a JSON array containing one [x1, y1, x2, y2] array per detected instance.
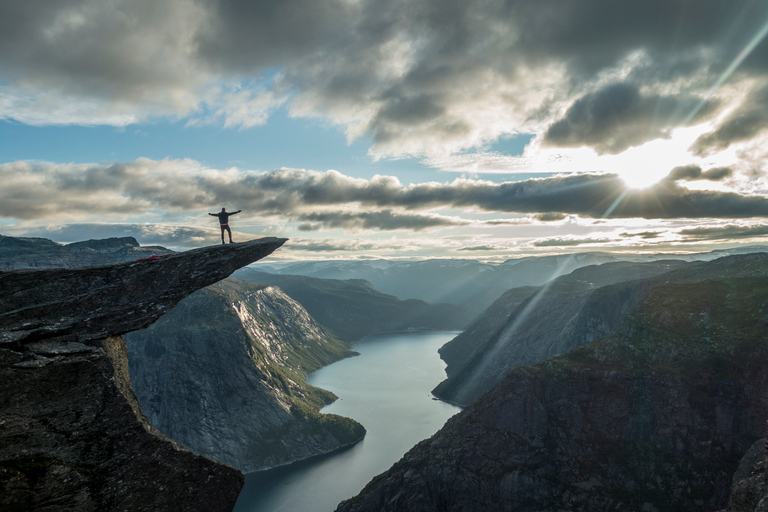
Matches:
[[0, 238, 285, 511]]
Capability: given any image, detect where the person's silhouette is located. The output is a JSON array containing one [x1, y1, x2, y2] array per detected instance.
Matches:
[[209, 207, 241, 244]]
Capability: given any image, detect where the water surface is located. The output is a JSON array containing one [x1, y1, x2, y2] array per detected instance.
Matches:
[[234, 331, 461, 512]]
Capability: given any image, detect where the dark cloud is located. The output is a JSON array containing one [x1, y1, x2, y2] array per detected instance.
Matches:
[[543, 83, 715, 154], [666, 165, 732, 182], [620, 231, 662, 239], [5, 162, 768, 225], [0, 0, 209, 118], [295, 210, 468, 232], [457, 245, 502, 251], [197, 0, 355, 72], [533, 237, 609, 247], [3, 1, 768, 153], [691, 85, 768, 155], [532, 212, 567, 222], [678, 224, 768, 241], [286, 239, 381, 252]]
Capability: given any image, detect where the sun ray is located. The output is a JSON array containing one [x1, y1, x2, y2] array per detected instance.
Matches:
[[683, 15, 768, 125]]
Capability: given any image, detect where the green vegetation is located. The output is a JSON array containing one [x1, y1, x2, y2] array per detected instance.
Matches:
[[221, 278, 367, 445]]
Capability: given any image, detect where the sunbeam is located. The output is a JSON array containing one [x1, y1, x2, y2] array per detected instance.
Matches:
[[454, 254, 583, 404], [684, 15, 768, 125]]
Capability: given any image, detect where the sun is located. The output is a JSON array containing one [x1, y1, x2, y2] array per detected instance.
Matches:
[[605, 128, 709, 189]]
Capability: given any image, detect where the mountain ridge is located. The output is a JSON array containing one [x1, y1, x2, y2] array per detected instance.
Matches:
[[337, 258, 768, 512]]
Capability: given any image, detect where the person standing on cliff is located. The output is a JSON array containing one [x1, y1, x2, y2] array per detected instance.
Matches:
[[209, 207, 241, 244]]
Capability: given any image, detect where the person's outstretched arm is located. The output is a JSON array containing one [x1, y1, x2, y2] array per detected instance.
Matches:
[[208, 212, 216, 216], [232, 210, 241, 215]]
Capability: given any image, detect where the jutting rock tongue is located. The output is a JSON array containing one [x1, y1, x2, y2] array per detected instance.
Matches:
[[0, 237, 287, 346], [0, 238, 286, 512]]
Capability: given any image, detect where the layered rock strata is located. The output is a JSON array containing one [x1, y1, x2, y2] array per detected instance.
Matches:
[[338, 267, 768, 512], [0, 238, 285, 511]]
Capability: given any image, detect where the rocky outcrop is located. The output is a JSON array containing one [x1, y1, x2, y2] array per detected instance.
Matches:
[[1, 238, 285, 346], [0, 235, 172, 270], [433, 260, 687, 405], [234, 268, 474, 341], [718, 439, 768, 512], [0, 237, 285, 511], [126, 279, 365, 472], [337, 267, 768, 512]]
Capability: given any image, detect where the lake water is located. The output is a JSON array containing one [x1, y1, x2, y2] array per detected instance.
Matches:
[[233, 331, 462, 512]]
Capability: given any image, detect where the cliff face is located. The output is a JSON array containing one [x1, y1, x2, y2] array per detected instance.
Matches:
[[125, 279, 365, 472], [433, 260, 687, 405], [337, 268, 768, 512], [1, 238, 285, 346], [234, 268, 474, 341], [0, 237, 285, 511]]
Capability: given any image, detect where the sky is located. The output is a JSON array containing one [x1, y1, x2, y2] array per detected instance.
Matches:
[[3, 0, 768, 261]]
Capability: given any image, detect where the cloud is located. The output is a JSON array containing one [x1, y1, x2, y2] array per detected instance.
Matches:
[[678, 224, 768, 241], [0, 0, 211, 124], [665, 164, 733, 182], [4, 160, 768, 226], [294, 210, 469, 231], [458, 245, 506, 251], [285, 238, 385, 253], [691, 85, 768, 155], [543, 83, 714, 154], [532, 212, 568, 222], [532, 237, 610, 247], [3, 0, 768, 159], [620, 231, 663, 239]]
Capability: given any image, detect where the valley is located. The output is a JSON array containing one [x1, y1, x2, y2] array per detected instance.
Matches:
[[3, 235, 768, 512]]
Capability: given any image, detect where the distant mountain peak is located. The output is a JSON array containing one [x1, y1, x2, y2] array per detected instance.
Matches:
[[66, 236, 141, 251]]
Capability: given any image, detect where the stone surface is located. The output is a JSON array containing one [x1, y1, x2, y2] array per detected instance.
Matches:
[[126, 279, 365, 472], [433, 260, 688, 405], [337, 261, 768, 512], [720, 439, 768, 512], [0, 237, 286, 345], [0, 336, 244, 512], [0, 238, 286, 511], [435, 254, 768, 406]]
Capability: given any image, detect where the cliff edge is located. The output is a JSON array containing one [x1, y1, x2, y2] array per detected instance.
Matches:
[[0, 237, 286, 511]]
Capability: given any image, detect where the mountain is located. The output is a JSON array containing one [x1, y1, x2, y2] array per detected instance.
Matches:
[[0, 234, 366, 473], [125, 279, 365, 472], [336, 255, 768, 512], [233, 268, 474, 341], [0, 235, 173, 270], [433, 260, 689, 405], [0, 238, 285, 512], [253, 247, 768, 318]]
